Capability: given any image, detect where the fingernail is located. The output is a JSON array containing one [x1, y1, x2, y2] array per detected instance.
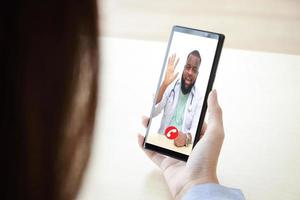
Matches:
[[208, 89, 218, 107], [209, 89, 216, 99]]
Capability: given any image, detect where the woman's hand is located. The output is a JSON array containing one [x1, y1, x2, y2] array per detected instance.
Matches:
[[138, 90, 224, 199]]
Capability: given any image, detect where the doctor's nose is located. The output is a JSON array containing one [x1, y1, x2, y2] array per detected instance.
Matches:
[[187, 68, 194, 77]]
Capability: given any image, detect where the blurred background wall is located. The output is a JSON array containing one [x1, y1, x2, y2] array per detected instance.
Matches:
[[100, 0, 300, 55]]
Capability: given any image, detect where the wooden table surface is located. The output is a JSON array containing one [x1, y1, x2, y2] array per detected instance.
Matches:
[[100, 0, 300, 55], [78, 37, 300, 200]]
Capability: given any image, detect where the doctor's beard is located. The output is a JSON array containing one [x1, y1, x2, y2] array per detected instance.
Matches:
[[181, 74, 195, 95]]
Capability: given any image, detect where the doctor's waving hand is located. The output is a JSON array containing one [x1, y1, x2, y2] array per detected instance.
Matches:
[[152, 51, 203, 147]]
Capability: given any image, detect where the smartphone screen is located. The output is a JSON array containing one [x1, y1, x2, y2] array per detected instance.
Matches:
[[143, 26, 225, 161]]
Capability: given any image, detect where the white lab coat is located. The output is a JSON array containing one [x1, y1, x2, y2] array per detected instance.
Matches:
[[152, 79, 203, 136]]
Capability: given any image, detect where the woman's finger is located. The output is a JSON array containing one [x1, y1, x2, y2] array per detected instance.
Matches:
[[137, 134, 166, 167], [141, 116, 150, 128]]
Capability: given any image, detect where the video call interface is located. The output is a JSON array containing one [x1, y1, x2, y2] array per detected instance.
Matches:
[[145, 29, 219, 155]]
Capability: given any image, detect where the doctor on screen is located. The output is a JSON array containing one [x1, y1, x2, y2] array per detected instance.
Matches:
[[152, 50, 203, 147]]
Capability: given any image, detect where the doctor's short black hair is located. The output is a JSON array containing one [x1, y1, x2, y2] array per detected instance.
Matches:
[[187, 50, 201, 65]]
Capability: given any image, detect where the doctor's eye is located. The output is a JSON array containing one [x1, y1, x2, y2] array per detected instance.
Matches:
[[185, 65, 198, 74]]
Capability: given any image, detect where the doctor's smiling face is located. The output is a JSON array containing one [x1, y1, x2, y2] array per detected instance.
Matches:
[[181, 50, 201, 94]]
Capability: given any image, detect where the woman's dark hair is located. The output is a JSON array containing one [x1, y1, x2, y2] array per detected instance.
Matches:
[[1, 0, 99, 199]]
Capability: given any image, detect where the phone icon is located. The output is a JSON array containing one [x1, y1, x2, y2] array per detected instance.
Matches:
[[165, 126, 179, 140]]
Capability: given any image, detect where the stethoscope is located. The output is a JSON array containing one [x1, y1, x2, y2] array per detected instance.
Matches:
[[168, 79, 194, 112]]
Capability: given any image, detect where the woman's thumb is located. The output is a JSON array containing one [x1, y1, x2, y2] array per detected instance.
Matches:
[[207, 89, 223, 127]]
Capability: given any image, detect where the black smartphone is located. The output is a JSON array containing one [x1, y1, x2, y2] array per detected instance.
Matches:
[[143, 25, 225, 161]]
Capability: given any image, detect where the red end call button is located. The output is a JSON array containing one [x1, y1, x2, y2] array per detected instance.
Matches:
[[164, 126, 179, 140]]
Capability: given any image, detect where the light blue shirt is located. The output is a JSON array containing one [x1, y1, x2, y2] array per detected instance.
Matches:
[[152, 79, 203, 135], [169, 89, 189, 131], [183, 183, 245, 200]]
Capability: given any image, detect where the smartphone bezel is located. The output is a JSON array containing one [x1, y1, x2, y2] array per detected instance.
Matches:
[[143, 25, 225, 161]]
